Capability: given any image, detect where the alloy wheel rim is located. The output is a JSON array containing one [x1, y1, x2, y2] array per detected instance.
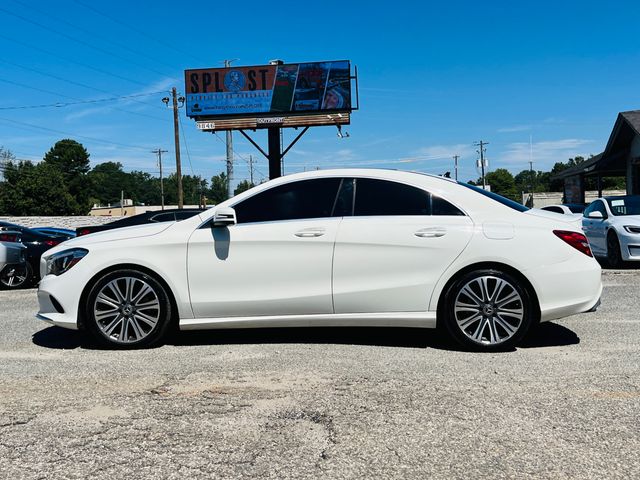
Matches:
[[454, 276, 524, 345], [94, 277, 160, 344], [1, 265, 28, 287]]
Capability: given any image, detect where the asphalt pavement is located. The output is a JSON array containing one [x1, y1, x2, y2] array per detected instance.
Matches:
[[0, 269, 639, 479]]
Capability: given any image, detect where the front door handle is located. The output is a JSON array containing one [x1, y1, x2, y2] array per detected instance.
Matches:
[[295, 227, 325, 238], [414, 227, 446, 238]]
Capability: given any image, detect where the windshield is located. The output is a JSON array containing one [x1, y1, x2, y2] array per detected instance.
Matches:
[[606, 196, 640, 216], [458, 182, 529, 212]]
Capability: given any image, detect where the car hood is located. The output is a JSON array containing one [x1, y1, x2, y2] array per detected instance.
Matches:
[[60, 222, 173, 248], [608, 214, 640, 225]]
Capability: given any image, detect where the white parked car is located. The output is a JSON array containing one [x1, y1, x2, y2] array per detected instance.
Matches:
[[582, 195, 640, 267], [0, 232, 28, 289], [37, 169, 602, 351]]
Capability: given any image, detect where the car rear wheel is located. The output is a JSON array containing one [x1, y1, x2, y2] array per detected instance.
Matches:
[[85, 269, 172, 348], [606, 231, 623, 269], [0, 263, 32, 289], [443, 269, 534, 351]]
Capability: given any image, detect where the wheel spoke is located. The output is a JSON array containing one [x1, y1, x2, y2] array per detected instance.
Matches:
[[494, 315, 517, 335], [95, 309, 119, 322], [458, 313, 482, 330], [461, 285, 483, 306], [134, 311, 158, 326], [96, 293, 119, 310], [487, 318, 498, 343], [131, 284, 153, 305], [103, 314, 124, 336], [490, 279, 507, 303], [128, 317, 144, 341], [496, 290, 519, 308], [107, 281, 126, 303], [471, 318, 486, 342]]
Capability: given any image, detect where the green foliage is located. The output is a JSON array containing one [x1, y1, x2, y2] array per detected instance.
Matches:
[[234, 180, 255, 196], [209, 172, 229, 205], [0, 161, 77, 215], [43, 139, 92, 214], [476, 168, 519, 201]]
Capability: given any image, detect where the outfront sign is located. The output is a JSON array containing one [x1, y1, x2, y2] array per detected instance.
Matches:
[[185, 60, 351, 118]]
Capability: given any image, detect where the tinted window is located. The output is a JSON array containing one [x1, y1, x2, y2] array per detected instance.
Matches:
[[354, 178, 430, 216], [151, 213, 176, 222], [175, 211, 200, 221], [234, 178, 342, 223], [542, 206, 564, 214], [459, 182, 529, 212], [332, 179, 354, 217], [432, 195, 465, 216], [606, 196, 640, 216], [595, 201, 608, 217], [583, 202, 596, 218]]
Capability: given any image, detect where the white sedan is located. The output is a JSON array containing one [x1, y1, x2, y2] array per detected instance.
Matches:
[[37, 169, 602, 350], [582, 195, 640, 267]]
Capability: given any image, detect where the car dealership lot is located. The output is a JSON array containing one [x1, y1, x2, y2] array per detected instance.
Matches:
[[1, 270, 639, 479]]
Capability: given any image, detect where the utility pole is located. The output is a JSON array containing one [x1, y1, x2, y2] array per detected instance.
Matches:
[[453, 155, 459, 181], [224, 59, 234, 199], [474, 141, 489, 189], [162, 90, 186, 208], [529, 160, 534, 198], [248, 155, 254, 185], [152, 149, 168, 210]]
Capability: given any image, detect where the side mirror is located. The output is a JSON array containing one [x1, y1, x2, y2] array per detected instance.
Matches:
[[587, 211, 604, 220], [212, 207, 237, 227]]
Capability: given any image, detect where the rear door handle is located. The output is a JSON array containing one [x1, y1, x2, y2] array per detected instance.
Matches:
[[295, 227, 326, 238], [414, 227, 446, 238]]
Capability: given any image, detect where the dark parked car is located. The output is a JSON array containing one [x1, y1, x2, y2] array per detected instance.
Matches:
[[0, 222, 68, 288], [76, 208, 206, 236], [32, 227, 76, 239]]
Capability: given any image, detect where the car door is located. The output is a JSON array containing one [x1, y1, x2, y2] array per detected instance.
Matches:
[[187, 177, 343, 318], [332, 178, 474, 314], [586, 200, 609, 255]]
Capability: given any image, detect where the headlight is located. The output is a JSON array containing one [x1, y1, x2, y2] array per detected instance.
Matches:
[[46, 248, 88, 276], [623, 226, 640, 234]]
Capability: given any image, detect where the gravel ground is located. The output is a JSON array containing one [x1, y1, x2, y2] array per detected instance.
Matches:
[[0, 270, 639, 479]]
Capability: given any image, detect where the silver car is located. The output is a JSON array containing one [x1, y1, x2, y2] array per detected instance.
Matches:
[[582, 195, 640, 267], [0, 231, 28, 288]]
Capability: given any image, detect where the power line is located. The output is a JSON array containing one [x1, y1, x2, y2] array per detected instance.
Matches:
[[0, 4, 178, 80], [0, 91, 166, 111], [0, 115, 156, 152], [9, 0, 183, 77], [71, 0, 211, 65], [0, 58, 169, 122], [0, 32, 150, 88]]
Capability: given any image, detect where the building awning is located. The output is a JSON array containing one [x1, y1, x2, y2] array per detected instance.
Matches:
[[552, 109, 640, 180]]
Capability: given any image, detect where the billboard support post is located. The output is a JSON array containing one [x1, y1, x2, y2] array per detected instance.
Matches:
[[267, 128, 282, 179]]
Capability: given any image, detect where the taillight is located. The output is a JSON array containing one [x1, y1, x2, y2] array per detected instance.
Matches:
[[0, 233, 19, 242], [78, 229, 91, 236], [553, 230, 593, 257], [44, 239, 61, 247]]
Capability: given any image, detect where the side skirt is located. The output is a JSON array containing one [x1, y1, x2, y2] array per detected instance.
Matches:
[[180, 311, 437, 331]]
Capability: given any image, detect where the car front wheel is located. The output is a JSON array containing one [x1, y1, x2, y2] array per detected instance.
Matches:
[[0, 263, 32, 289], [443, 269, 534, 351], [85, 269, 172, 348]]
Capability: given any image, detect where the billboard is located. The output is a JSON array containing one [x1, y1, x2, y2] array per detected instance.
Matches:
[[185, 60, 351, 118]]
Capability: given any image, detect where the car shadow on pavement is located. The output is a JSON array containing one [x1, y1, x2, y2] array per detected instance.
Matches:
[[519, 322, 580, 348], [32, 322, 579, 352]]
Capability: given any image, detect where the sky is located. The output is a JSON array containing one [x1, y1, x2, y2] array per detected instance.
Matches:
[[1, 0, 639, 188]]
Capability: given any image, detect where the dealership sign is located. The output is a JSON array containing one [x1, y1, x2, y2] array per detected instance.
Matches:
[[184, 60, 351, 118]]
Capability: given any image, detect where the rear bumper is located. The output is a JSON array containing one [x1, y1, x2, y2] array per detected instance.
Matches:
[[524, 257, 602, 323]]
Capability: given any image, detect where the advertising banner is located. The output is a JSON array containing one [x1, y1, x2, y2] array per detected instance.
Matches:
[[185, 60, 351, 118]]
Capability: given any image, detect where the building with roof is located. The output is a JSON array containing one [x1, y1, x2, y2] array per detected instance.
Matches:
[[553, 110, 640, 203]]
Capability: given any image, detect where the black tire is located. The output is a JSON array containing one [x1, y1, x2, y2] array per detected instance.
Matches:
[[85, 269, 172, 349], [606, 231, 624, 269], [442, 269, 535, 351], [0, 262, 32, 289]]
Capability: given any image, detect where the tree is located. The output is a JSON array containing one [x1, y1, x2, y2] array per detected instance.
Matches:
[[43, 139, 92, 214], [0, 146, 15, 182], [477, 169, 518, 201], [0, 161, 76, 215], [209, 172, 228, 205], [87, 162, 133, 206], [234, 180, 255, 196]]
